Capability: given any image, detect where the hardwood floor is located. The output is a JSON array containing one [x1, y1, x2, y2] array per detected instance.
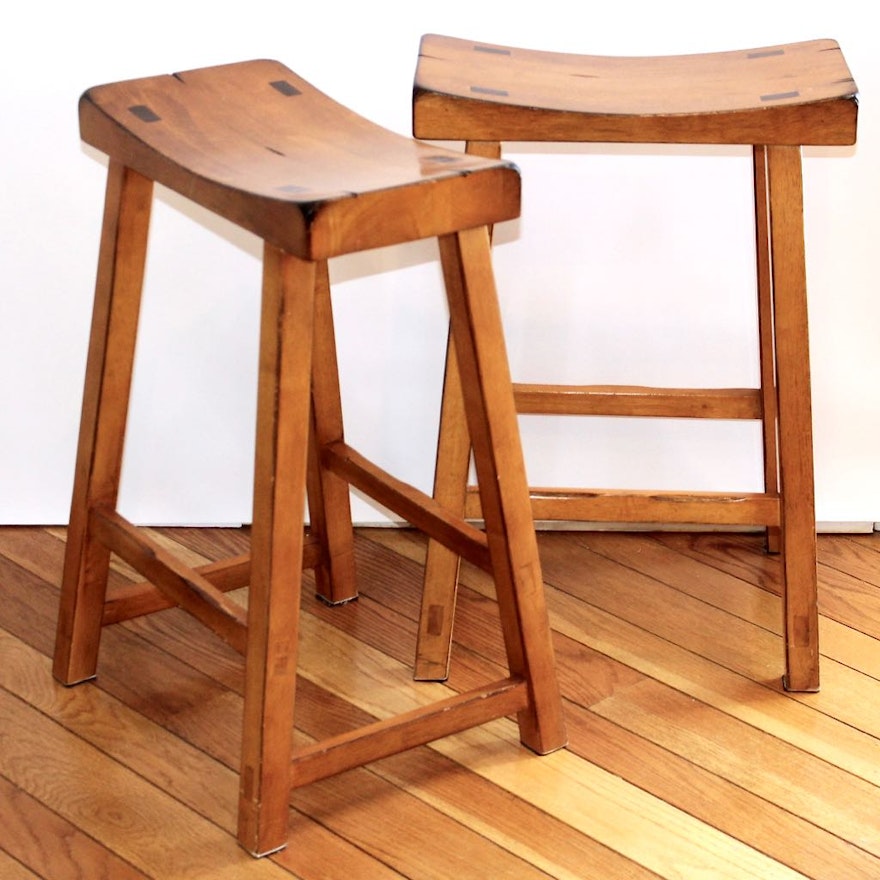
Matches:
[[2, 523, 879, 879]]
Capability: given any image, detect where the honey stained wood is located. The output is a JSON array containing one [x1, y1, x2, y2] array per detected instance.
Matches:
[[0, 773, 149, 880], [438, 227, 567, 753], [237, 246, 316, 853], [765, 144, 819, 691], [53, 162, 153, 687], [411, 35, 857, 693], [753, 145, 782, 554], [7, 525, 880, 878], [0, 688, 294, 880], [55, 58, 566, 858], [80, 59, 522, 261], [305, 261, 358, 605], [414, 34, 858, 144]]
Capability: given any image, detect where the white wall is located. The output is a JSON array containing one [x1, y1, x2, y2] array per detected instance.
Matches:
[[1, 1, 877, 527]]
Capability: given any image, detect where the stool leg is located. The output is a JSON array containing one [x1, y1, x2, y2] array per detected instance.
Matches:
[[54, 161, 153, 686], [415, 334, 469, 680], [753, 145, 782, 554], [765, 145, 820, 692], [238, 245, 316, 855], [440, 226, 567, 754], [415, 141, 502, 681], [307, 260, 358, 605]]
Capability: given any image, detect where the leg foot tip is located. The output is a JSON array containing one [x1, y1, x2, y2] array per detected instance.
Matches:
[[314, 592, 359, 607], [782, 674, 820, 693]]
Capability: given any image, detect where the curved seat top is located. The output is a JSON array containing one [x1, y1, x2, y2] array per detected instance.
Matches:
[[80, 58, 521, 260], [413, 34, 858, 146]]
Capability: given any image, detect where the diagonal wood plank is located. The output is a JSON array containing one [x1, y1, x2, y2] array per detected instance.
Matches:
[[0, 773, 146, 880], [0, 687, 299, 880], [562, 705, 880, 880], [0, 629, 408, 880], [0, 541, 579, 878], [432, 719, 809, 880], [4, 525, 880, 879], [272, 532, 880, 878], [364, 527, 880, 783], [0, 848, 42, 880], [590, 679, 880, 861], [532, 533, 880, 733], [279, 614, 807, 879], [653, 530, 880, 640], [573, 530, 880, 679]]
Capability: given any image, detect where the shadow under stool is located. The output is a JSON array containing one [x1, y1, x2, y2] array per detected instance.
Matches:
[[412, 34, 858, 692], [52, 58, 567, 857]]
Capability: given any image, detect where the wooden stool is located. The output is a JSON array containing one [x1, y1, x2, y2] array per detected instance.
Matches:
[[53, 58, 567, 857], [412, 34, 858, 692]]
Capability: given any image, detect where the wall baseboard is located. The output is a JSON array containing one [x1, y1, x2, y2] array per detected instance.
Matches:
[[346, 520, 878, 534]]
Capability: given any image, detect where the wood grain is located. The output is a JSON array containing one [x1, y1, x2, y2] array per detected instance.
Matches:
[[63, 56, 571, 854], [4, 524, 880, 878], [411, 34, 859, 693], [414, 34, 858, 144]]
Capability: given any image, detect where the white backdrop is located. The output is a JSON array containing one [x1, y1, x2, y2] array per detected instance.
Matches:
[[1, 1, 877, 528]]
